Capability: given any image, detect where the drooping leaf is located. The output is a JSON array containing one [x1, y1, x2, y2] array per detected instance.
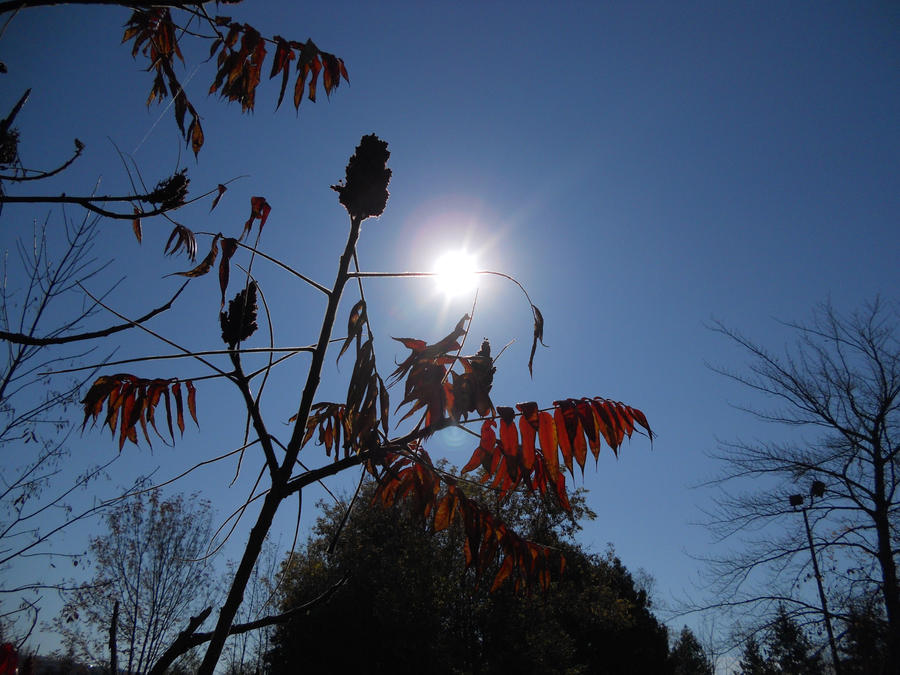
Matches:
[[81, 375, 198, 449], [132, 208, 142, 244], [164, 224, 197, 261], [172, 234, 219, 277], [210, 183, 227, 212], [528, 304, 546, 376], [172, 381, 185, 434], [337, 299, 366, 364], [186, 380, 198, 426], [537, 411, 558, 480], [218, 237, 239, 307], [242, 196, 271, 239]]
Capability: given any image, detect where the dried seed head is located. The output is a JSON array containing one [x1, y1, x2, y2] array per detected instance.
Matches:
[[220, 282, 258, 349], [331, 134, 391, 221]]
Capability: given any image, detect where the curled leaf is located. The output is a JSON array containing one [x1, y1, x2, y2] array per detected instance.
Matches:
[[132, 208, 142, 244], [171, 234, 219, 277], [528, 304, 546, 376], [164, 224, 197, 261], [242, 196, 271, 239], [337, 299, 366, 364], [211, 183, 227, 212]]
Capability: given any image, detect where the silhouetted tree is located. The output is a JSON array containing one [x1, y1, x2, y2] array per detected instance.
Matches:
[[267, 473, 669, 675], [765, 605, 823, 675], [841, 595, 891, 675], [670, 626, 714, 675], [735, 635, 771, 675], [705, 300, 900, 671], [54, 490, 217, 674]]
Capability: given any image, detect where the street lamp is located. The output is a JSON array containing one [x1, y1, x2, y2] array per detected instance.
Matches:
[[789, 480, 841, 674]]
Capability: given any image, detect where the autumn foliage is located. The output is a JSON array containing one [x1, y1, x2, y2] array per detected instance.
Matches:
[[122, 7, 348, 156]]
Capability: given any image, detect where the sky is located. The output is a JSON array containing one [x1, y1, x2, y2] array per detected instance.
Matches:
[[1, 0, 898, 667]]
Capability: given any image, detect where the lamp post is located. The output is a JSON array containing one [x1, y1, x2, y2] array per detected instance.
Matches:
[[789, 480, 841, 674]]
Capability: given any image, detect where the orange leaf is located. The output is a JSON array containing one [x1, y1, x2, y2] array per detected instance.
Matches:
[[186, 380, 198, 426], [433, 490, 456, 532], [497, 406, 518, 457], [461, 446, 486, 474]]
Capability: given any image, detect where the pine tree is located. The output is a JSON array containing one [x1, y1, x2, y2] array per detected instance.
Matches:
[[670, 627, 714, 675], [735, 635, 771, 675], [765, 606, 823, 675]]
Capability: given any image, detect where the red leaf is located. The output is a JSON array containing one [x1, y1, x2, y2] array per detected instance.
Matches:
[[172, 381, 185, 434], [243, 196, 271, 239], [538, 411, 558, 481], [554, 406, 574, 476], [519, 414, 536, 470]]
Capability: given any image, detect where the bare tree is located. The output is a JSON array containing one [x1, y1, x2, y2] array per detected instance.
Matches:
[[54, 490, 217, 674], [703, 299, 900, 672], [0, 209, 137, 643]]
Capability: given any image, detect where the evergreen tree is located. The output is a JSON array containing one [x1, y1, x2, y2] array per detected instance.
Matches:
[[669, 627, 714, 675], [735, 635, 771, 675], [840, 597, 890, 675], [765, 606, 823, 675]]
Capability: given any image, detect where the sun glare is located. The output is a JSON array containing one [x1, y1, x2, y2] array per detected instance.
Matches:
[[433, 250, 478, 299]]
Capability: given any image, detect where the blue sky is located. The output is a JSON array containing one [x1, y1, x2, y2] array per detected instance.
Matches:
[[1, 0, 898, 664]]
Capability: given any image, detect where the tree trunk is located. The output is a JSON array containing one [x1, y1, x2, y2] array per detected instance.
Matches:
[[108, 600, 118, 675], [197, 217, 362, 673]]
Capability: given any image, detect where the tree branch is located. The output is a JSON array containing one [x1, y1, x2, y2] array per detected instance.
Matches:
[[0, 281, 188, 346], [148, 575, 348, 675]]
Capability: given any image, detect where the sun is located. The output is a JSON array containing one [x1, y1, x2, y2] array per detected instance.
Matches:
[[432, 250, 479, 299]]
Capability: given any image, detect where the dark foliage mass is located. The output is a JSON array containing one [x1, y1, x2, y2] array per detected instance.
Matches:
[[267, 474, 671, 675]]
